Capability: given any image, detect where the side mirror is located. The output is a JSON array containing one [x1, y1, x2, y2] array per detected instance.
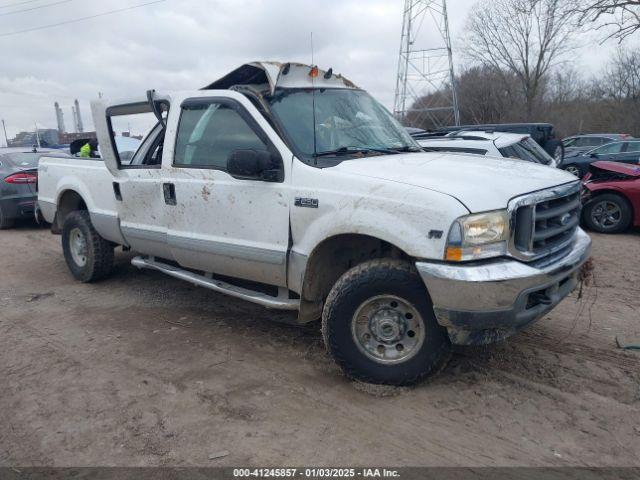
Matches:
[[590, 153, 599, 159], [227, 149, 281, 181]]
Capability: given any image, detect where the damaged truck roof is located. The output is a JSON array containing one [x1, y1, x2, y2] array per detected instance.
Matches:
[[202, 61, 358, 94]]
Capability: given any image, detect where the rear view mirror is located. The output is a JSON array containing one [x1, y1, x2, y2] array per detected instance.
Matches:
[[227, 149, 281, 182], [590, 153, 599, 159]]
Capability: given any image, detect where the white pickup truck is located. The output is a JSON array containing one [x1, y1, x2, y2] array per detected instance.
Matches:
[[38, 62, 592, 385]]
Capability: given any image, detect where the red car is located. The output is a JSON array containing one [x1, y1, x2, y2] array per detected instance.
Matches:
[[582, 161, 640, 233]]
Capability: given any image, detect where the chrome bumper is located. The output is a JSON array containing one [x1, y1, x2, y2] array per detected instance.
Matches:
[[416, 228, 592, 345]]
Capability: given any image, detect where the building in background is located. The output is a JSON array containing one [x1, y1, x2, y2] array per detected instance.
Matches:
[[7, 129, 59, 148], [58, 131, 97, 144], [72, 99, 84, 133], [54, 102, 66, 134]]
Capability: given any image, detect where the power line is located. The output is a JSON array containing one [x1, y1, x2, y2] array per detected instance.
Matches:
[[0, 0, 72, 17], [0, 0, 166, 37], [0, 0, 44, 9]]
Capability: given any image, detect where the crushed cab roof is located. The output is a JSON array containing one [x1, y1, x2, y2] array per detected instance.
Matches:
[[203, 61, 358, 95]]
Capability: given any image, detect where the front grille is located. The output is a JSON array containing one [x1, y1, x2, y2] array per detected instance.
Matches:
[[512, 185, 581, 260]]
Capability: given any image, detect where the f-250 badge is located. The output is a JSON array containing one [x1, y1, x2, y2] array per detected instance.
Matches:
[[295, 197, 319, 208]]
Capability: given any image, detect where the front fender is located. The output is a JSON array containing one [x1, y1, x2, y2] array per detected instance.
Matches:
[[290, 165, 469, 260]]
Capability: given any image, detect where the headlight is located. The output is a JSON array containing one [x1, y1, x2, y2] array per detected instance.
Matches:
[[445, 210, 510, 262]]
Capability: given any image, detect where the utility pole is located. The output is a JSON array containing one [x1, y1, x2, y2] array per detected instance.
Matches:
[[393, 0, 460, 129], [1, 119, 8, 147]]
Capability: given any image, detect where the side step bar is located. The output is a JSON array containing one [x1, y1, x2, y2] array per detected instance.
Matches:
[[131, 256, 300, 311]]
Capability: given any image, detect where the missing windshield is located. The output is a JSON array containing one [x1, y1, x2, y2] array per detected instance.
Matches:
[[266, 88, 420, 165]]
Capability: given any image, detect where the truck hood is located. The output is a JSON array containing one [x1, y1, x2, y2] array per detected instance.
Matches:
[[333, 152, 578, 212]]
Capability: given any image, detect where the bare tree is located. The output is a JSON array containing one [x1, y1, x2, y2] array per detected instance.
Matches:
[[601, 48, 640, 100], [573, 0, 640, 41], [465, 0, 576, 118], [456, 67, 522, 124]]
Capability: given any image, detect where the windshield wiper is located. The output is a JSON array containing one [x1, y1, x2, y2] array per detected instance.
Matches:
[[394, 146, 423, 153], [314, 146, 418, 158]]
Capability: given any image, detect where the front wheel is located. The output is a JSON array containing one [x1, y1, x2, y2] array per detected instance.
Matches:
[[322, 259, 451, 386], [563, 164, 582, 177], [582, 193, 633, 234], [62, 211, 114, 282]]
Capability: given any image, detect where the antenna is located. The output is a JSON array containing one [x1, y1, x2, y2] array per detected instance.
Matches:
[[394, 0, 460, 129], [311, 32, 318, 163]]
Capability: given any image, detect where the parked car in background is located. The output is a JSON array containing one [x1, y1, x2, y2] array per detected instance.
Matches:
[[417, 131, 557, 167], [562, 134, 632, 157], [582, 161, 640, 233], [0, 147, 66, 228], [560, 140, 640, 178], [412, 123, 564, 160]]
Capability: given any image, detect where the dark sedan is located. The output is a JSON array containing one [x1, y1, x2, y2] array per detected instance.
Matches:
[[562, 133, 632, 157], [0, 148, 65, 228], [559, 140, 640, 178]]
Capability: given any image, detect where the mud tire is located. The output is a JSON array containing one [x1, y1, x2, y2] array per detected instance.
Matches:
[[62, 211, 114, 282], [322, 259, 451, 386]]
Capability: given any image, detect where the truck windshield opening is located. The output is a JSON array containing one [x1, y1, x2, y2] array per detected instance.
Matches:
[[266, 88, 420, 164]]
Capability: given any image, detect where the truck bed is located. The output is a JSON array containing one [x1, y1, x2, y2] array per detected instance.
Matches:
[[38, 156, 125, 244]]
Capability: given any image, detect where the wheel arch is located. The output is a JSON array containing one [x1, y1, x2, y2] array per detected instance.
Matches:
[[295, 233, 414, 323], [53, 189, 88, 233]]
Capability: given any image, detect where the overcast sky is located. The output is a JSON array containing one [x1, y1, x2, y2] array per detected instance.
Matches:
[[0, 0, 633, 143]]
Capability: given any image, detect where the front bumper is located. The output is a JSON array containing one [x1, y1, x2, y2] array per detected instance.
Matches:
[[416, 228, 592, 345]]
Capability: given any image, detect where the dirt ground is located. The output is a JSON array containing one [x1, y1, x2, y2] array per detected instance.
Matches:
[[1, 221, 639, 467]]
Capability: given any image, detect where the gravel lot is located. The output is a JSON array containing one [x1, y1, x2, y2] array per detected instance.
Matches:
[[1, 222, 639, 467]]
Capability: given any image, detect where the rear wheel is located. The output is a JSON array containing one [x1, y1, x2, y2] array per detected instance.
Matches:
[[547, 139, 564, 163], [322, 259, 451, 386], [62, 211, 114, 282], [0, 206, 14, 229], [583, 193, 633, 233]]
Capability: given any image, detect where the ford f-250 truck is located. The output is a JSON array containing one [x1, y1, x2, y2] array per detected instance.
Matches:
[[38, 62, 592, 385]]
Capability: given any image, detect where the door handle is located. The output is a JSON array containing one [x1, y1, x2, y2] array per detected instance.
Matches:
[[163, 182, 177, 206], [113, 182, 122, 201]]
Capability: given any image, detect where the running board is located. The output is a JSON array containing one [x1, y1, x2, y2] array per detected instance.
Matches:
[[131, 256, 300, 311]]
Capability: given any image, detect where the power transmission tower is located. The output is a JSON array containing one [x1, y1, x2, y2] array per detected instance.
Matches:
[[394, 0, 460, 129]]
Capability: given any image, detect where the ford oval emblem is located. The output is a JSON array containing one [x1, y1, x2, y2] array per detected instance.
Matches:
[[560, 213, 572, 226]]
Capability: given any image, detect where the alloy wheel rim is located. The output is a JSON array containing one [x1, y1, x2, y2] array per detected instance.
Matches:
[[69, 228, 88, 267], [591, 201, 622, 229], [351, 295, 426, 365]]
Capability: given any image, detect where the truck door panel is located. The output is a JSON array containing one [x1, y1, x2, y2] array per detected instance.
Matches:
[[163, 94, 290, 287], [115, 123, 174, 260], [92, 97, 174, 259]]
